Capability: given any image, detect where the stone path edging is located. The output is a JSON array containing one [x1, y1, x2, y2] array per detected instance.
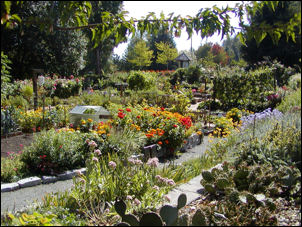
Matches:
[[1, 168, 86, 193]]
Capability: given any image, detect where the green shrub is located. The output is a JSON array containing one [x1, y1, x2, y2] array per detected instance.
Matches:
[[128, 71, 156, 90], [20, 129, 85, 175], [288, 73, 301, 90], [186, 65, 202, 84], [7, 95, 29, 109], [277, 88, 301, 113], [20, 84, 33, 102], [170, 68, 187, 85]]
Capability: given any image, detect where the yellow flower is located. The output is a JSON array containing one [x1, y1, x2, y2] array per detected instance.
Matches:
[[87, 118, 93, 123]]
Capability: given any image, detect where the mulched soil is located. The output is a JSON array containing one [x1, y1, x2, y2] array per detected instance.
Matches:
[[1, 133, 39, 158]]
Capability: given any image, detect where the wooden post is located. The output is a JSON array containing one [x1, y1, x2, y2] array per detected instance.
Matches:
[[32, 74, 38, 110], [32, 69, 44, 111]]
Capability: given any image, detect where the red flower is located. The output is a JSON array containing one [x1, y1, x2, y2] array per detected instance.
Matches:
[[173, 124, 178, 128], [32, 127, 36, 132], [118, 112, 126, 119], [161, 107, 165, 111], [165, 140, 169, 144], [137, 115, 141, 119], [126, 108, 131, 112], [59, 145, 62, 149], [70, 75, 74, 79], [158, 141, 163, 145], [118, 109, 124, 112]]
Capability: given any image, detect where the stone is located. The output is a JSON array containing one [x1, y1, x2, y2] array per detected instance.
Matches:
[[18, 177, 41, 188], [57, 170, 76, 181], [41, 176, 58, 184], [1, 182, 20, 192]]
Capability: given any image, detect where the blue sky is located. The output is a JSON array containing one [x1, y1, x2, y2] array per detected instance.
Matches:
[[113, 1, 242, 57]]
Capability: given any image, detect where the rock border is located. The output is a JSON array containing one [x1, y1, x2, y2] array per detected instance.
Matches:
[[1, 168, 86, 193]]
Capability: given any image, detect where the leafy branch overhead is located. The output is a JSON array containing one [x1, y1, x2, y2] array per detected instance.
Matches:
[[1, 1, 301, 47]]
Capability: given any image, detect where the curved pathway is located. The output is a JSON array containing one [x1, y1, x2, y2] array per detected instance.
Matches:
[[1, 136, 211, 215]]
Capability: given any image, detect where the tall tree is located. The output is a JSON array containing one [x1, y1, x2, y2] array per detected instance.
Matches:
[[155, 41, 178, 70], [1, 1, 88, 79], [82, 1, 123, 77], [240, 1, 301, 67], [147, 27, 177, 70], [210, 44, 229, 66], [195, 42, 213, 60], [127, 40, 153, 69], [222, 35, 242, 62]]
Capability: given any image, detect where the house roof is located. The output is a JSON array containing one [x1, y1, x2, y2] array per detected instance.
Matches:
[[174, 52, 191, 61]]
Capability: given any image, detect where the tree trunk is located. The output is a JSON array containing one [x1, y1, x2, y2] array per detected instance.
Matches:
[[96, 47, 101, 76]]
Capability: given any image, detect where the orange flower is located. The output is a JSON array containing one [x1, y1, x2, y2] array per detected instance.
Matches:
[[158, 141, 163, 145], [165, 140, 169, 144]]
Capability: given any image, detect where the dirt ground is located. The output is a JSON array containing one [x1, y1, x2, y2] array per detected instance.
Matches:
[[1, 133, 38, 158]]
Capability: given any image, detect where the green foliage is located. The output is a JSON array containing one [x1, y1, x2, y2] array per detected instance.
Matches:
[[241, 1, 301, 67], [1, 153, 28, 183], [20, 129, 85, 175], [277, 88, 301, 113], [127, 71, 156, 90], [155, 41, 178, 70], [1, 106, 19, 136], [3, 212, 59, 226], [288, 73, 301, 90], [127, 40, 154, 69], [212, 66, 275, 112]]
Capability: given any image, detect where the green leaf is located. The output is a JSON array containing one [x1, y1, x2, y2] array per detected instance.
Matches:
[[254, 31, 267, 47], [237, 32, 247, 46]]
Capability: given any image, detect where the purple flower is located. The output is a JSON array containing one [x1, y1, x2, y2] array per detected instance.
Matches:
[[109, 161, 117, 170], [92, 157, 98, 163], [94, 149, 102, 156], [147, 157, 159, 167], [126, 195, 133, 200], [167, 179, 175, 186], [152, 185, 160, 191], [134, 198, 141, 206]]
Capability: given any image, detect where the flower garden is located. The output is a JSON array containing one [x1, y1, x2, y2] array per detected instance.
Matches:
[[1, 53, 301, 225]]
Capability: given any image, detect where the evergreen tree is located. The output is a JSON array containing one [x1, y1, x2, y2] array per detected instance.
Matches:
[[147, 27, 177, 70], [127, 40, 154, 69]]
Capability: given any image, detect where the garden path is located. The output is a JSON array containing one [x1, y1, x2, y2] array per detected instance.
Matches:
[[1, 136, 211, 215]]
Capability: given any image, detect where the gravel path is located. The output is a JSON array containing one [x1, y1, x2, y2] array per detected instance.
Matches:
[[1, 136, 210, 215]]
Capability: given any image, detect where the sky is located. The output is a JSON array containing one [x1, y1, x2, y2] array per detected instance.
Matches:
[[113, 1, 242, 57]]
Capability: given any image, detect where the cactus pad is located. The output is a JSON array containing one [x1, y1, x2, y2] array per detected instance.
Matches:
[[159, 205, 178, 226], [139, 212, 163, 226], [201, 171, 215, 182], [192, 209, 206, 226], [177, 193, 187, 209]]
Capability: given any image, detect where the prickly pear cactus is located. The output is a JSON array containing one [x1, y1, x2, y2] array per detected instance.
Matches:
[[201, 171, 215, 182], [177, 214, 189, 226], [159, 205, 178, 226], [216, 178, 230, 190], [177, 193, 187, 209], [191, 209, 206, 226], [114, 199, 127, 217], [139, 212, 163, 226]]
